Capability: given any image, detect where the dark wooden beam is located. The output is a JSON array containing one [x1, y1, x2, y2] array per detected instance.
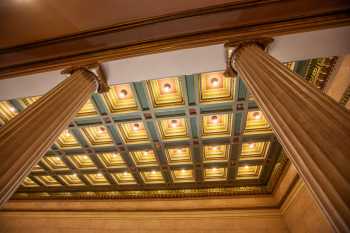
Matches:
[[0, 0, 349, 79]]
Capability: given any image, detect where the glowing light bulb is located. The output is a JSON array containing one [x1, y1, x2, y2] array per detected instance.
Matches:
[[72, 173, 77, 177], [181, 169, 185, 173], [212, 146, 218, 151], [64, 130, 70, 137], [118, 89, 128, 99], [123, 171, 128, 176], [97, 127, 105, 134], [9, 107, 16, 112], [253, 112, 262, 120], [111, 153, 117, 158], [82, 155, 88, 160], [244, 165, 249, 169], [248, 143, 255, 149], [151, 170, 156, 174], [97, 172, 103, 177], [170, 119, 179, 128], [176, 148, 182, 153], [163, 83, 172, 92], [212, 167, 217, 171], [133, 123, 140, 131], [211, 115, 219, 124], [211, 77, 219, 87]]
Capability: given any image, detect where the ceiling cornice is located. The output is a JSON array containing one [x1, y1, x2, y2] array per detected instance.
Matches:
[[0, 0, 349, 79]]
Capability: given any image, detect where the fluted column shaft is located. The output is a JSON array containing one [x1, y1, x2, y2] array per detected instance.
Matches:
[[233, 43, 350, 232], [0, 69, 100, 207]]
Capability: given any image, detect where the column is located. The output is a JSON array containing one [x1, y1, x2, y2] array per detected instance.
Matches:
[[0, 67, 108, 207], [228, 39, 350, 233]]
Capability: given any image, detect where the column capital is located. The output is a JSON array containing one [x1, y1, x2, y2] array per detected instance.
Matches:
[[224, 38, 273, 76], [61, 64, 109, 93]]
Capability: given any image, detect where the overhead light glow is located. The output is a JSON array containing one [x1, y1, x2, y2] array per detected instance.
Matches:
[[163, 83, 172, 92], [118, 89, 128, 99]]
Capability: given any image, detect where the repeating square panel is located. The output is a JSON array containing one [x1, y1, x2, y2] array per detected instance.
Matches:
[[67, 154, 97, 170], [236, 165, 262, 180], [165, 147, 192, 164], [140, 170, 165, 184], [97, 152, 127, 168], [81, 125, 114, 147], [111, 172, 137, 185], [171, 169, 195, 183], [201, 113, 232, 138], [204, 167, 227, 181], [203, 144, 230, 163], [41, 155, 69, 171], [55, 129, 81, 149], [117, 121, 150, 144], [240, 141, 271, 161], [199, 71, 235, 103], [103, 84, 138, 113], [158, 117, 189, 141], [22, 177, 39, 187], [0, 101, 17, 124], [147, 77, 185, 108], [129, 150, 158, 167], [59, 174, 85, 186], [76, 98, 98, 117], [84, 173, 110, 185], [35, 175, 61, 187], [244, 111, 272, 135]]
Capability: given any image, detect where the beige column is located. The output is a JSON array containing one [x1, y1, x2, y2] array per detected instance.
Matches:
[[0, 67, 108, 208], [228, 39, 350, 233]]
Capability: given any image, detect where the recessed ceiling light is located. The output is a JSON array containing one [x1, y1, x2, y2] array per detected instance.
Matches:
[[163, 83, 172, 92], [64, 130, 70, 137], [170, 119, 179, 128], [123, 171, 128, 175], [118, 89, 128, 99], [211, 77, 219, 87], [97, 127, 105, 134], [97, 172, 103, 177], [9, 106, 16, 112], [82, 155, 88, 160], [248, 143, 255, 149], [133, 123, 140, 131], [151, 170, 156, 174], [211, 115, 219, 124], [253, 112, 262, 120], [244, 165, 249, 169], [72, 173, 77, 177]]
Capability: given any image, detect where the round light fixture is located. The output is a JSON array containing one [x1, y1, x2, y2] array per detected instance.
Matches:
[[133, 123, 140, 131], [163, 83, 172, 92], [211, 115, 219, 124], [118, 89, 128, 99], [170, 119, 179, 128], [253, 112, 262, 120], [211, 77, 219, 87]]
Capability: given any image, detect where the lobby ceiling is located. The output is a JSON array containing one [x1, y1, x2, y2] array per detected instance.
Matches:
[[0, 56, 335, 199]]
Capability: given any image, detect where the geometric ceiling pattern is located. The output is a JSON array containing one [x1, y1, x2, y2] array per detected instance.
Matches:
[[0, 57, 335, 199]]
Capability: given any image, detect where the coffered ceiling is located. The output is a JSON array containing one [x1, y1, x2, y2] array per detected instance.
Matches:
[[0, 56, 335, 199]]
